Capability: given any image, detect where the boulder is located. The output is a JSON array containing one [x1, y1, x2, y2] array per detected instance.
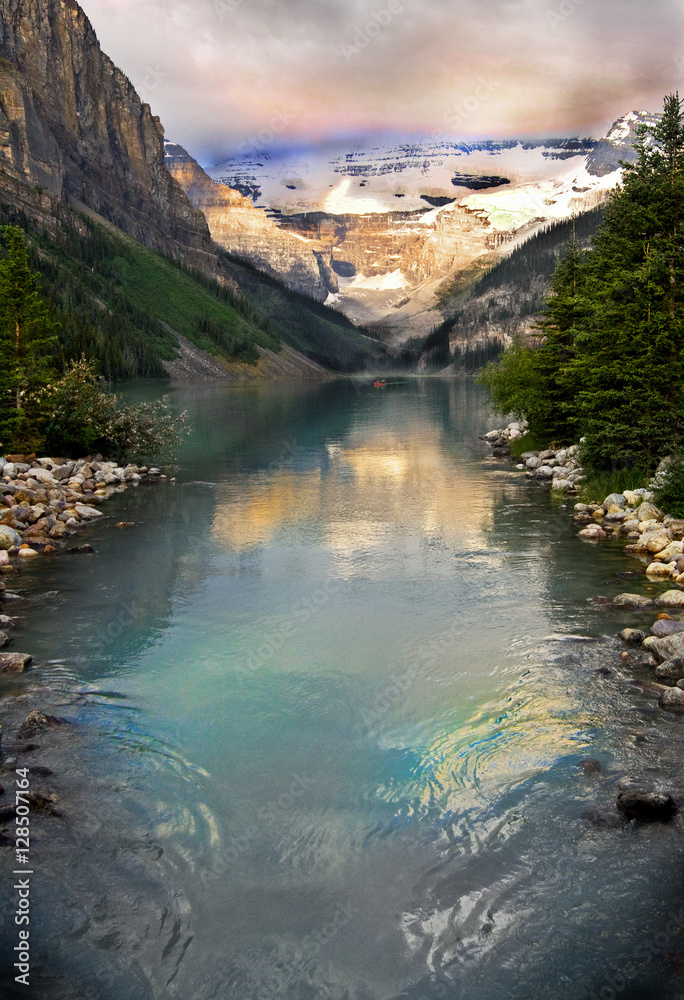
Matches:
[[526, 457, 542, 469], [0, 615, 15, 629], [74, 504, 103, 520], [0, 631, 10, 649], [655, 590, 684, 609], [650, 619, 684, 638], [651, 632, 684, 662], [551, 479, 573, 492], [659, 687, 684, 712], [611, 594, 656, 610], [653, 541, 684, 562], [655, 657, 684, 682], [536, 466, 554, 479], [619, 628, 646, 645], [0, 652, 31, 673], [646, 561, 677, 579], [579, 526, 606, 540], [17, 711, 67, 738], [603, 493, 627, 510], [0, 525, 21, 550], [616, 789, 678, 821], [636, 502, 664, 522]]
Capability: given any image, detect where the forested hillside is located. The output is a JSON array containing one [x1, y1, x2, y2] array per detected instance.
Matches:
[[0, 203, 388, 380]]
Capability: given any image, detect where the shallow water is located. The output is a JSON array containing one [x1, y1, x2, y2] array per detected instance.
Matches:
[[2, 378, 684, 1000]]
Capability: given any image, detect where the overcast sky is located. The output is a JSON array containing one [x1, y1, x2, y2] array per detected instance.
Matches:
[[80, 0, 684, 167]]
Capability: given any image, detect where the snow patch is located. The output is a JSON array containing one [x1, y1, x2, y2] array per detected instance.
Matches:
[[349, 269, 409, 291]]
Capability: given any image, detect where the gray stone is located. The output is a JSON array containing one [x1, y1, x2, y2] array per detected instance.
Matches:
[[526, 457, 542, 469], [651, 632, 684, 663], [659, 687, 684, 712], [17, 710, 67, 738], [611, 594, 656, 610], [603, 493, 627, 509], [73, 504, 103, 520], [0, 631, 10, 649], [650, 619, 684, 638], [636, 502, 663, 522], [539, 450, 556, 460], [0, 615, 15, 629], [536, 466, 554, 478], [655, 657, 684, 683]]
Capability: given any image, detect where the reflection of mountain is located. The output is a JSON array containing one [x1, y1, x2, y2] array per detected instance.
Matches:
[[208, 380, 499, 557]]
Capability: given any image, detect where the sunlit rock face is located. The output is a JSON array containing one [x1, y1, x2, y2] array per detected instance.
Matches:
[[0, 0, 215, 268], [164, 142, 337, 303]]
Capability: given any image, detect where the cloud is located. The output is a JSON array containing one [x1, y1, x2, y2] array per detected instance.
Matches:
[[80, 0, 684, 165]]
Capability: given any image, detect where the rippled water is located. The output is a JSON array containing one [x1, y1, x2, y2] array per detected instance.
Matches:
[[2, 378, 684, 1000]]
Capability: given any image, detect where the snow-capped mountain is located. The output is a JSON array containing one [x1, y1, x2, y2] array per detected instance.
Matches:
[[171, 112, 657, 338]]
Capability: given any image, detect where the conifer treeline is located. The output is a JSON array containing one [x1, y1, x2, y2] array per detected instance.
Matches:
[[481, 94, 684, 474]]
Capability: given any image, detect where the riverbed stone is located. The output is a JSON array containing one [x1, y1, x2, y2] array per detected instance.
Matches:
[[0, 616, 15, 629], [646, 561, 677, 579], [74, 504, 103, 520], [612, 593, 656, 610], [603, 493, 627, 510], [655, 590, 684, 609], [616, 789, 678, 821], [655, 657, 684, 683], [619, 628, 646, 645], [0, 525, 21, 549], [651, 632, 684, 662], [0, 631, 10, 649], [660, 687, 684, 712], [579, 526, 606, 540], [653, 541, 684, 562], [16, 710, 68, 738], [650, 619, 684, 638], [0, 652, 31, 673]]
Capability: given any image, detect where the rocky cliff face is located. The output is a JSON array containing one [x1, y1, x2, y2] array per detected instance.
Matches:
[[164, 142, 336, 302], [0, 0, 215, 266]]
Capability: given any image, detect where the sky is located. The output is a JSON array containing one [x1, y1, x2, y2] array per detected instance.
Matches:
[[80, 0, 684, 167]]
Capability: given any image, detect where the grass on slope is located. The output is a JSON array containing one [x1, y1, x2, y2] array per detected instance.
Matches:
[[218, 250, 389, 374]]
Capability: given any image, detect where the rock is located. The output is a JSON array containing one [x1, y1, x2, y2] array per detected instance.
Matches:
[[49, 522, 68, 539], [650, 619, 684, 638], [616, 789, 678, 821], [0, 592, 23, 603], [0, 631, 10, 649], [115, 521, 136, 529], [551, 479, 573, 492], [536, 466, 554, 479], [655, 656, 684, 682], [651, 632, 684, 662], [16, 711, 68, 738], [0, 616, 15, 629], [0, 652, 31, 673], [655, 590, 684, 609], [583, 806, 624, 829], [578, 758, 602, 774], [17, 547, 38, 559], [642, 531, 674, 554], [539, 450, 555, 460], [73, 504, 103, 520], [526, 457, 542, 469], [652, 541, 684, 562], [579, 526, 606, 540], [603, 493, 627, 510], [636, 502, 663, 522], [574, 503, 591, 513], [612, 594, 656, 610], [659, 688, 684, 713], [0, 525, 22, 549], [646, 561, 677, 579], [69, 544, 95, 554], [619, 628, 646, 644], [592, 508, 606, 520]]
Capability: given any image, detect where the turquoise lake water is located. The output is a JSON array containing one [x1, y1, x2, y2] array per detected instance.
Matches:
[[2, 378, 684, 1000]]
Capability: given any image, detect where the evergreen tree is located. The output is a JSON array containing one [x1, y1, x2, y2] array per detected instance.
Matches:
[[0, 226, 57, 445], [571, 94, 684, 471]]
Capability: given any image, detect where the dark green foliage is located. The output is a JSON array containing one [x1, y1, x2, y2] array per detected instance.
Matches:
[[0, 226, 58, 446], [481, 94, 684, 474], [652, 457, 684, 515]]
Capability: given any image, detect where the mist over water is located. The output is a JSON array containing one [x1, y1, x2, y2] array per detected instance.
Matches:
[[3, 378, 684, 1000]]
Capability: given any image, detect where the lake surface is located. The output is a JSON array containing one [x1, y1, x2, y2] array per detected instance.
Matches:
[[3, 378, 684, 1000]]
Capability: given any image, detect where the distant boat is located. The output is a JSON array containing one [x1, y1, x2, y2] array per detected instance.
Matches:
[[374, 379, 387, 388]]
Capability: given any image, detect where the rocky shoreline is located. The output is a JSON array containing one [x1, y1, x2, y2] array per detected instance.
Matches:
[[485, 421, 684, 826], [0, 452, 166, 850]]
